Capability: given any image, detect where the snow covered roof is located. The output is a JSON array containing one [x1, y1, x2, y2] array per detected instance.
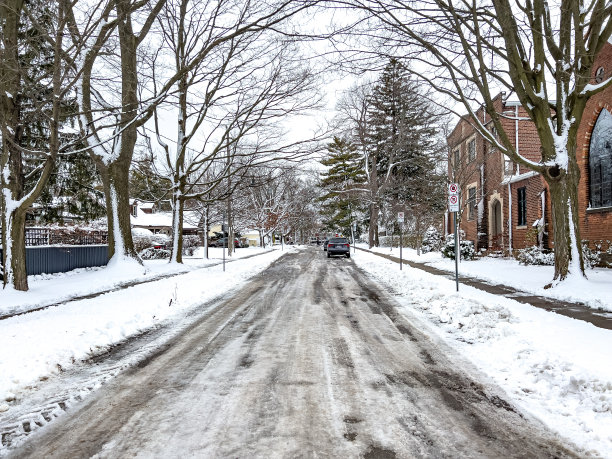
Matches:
[[131, 211, 199, 230], [139, 202, 155, 210]]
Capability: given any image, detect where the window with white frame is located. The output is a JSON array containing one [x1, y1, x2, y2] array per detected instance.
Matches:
[[503, 153, 514, 176], [453, 149, 460, 169]]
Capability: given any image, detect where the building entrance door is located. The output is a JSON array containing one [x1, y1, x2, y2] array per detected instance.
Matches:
[[491, 199, 503, 250]]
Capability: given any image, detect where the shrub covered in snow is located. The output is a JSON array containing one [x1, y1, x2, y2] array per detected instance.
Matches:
[[132, 228, 169, 252], [421, 227, 442, 254], [182, 235, 201, 256], [441, 234, 475, 260], [139, 247, 171, 260], [516, 246, 554, 266], [582, 239, 612, 268]]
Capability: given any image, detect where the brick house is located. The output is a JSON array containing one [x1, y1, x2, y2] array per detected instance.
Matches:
[[577, 43, 612, 247], [446, 42, 612, 254], [446, 96, 551, 253]]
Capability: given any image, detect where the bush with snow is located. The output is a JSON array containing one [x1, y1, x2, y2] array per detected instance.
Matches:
[[516, 246, 554, 266], [182, 235, 201, 256], [421, 227, 442, 254], [441, 234, 475, 260], [139, 247, 171, 260], [132, 228, 169, 252]]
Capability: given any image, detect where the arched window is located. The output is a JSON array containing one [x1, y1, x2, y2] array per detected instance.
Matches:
[[589, 109, 612, 209]]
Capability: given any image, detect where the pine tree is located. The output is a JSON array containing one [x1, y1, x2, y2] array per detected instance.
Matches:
[[318, 137, 366, 234], [36, 150, 106, 224], [365, 59, 443, 242]]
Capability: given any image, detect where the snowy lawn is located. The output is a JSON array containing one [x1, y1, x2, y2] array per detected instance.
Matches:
[[0, 246, 274, 316], [362, 244, 612, 312], [353, 249, 612, 457], [0, 247, 293, 413]]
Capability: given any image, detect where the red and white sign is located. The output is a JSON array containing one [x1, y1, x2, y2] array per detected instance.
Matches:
[[448, 183, 459, 195], [448, 194, 459, 212], [397, 212, 404, 223]]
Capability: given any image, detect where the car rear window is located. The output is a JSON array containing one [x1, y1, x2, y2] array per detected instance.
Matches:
[[329, 238, 348, 243]]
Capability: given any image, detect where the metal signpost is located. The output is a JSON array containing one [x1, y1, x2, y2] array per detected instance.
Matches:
[[448, 184, 460, 291], [397, 212, 404, 270], [222, 222, 227, 272]]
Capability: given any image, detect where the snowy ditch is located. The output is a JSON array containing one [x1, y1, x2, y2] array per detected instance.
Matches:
[[353, 250, 612, 457]]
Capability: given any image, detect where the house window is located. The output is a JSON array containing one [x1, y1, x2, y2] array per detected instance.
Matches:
[[589, 108, 612, 209], [467, 139, 476, 162], [467, 186, 477, 220], [517, 187, 527, 226], [503, 153, 514, 176], [131, 205, 137, 217], [453, 149, 460, 168]]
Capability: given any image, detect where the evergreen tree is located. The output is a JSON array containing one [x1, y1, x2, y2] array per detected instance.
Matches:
[[129, 155, 172, 204], [12, 2, 105, 225], [368, 58, 438, 200], [318, 137, 366, 234], [365, 59, 443, 241], [36, 150, 106, 224]]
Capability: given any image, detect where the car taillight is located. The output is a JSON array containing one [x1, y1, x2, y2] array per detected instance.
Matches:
[[345, 244, 350, 247]]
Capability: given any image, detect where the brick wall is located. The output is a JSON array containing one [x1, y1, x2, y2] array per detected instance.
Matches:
[[447, 96, 550, 252], [576, 43, 612, 248]]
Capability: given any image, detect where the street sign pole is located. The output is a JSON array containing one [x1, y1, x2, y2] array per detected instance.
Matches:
[[400, 225, 403, 270], [454, 211, 459, 292], [448, 184, 460, 292], [397, 212, 404, 271]]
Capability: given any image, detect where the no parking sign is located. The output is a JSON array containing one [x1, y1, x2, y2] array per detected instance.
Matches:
[[448, 183, 460, 212]]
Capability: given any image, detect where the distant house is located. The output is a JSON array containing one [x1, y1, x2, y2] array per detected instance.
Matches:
[[130, 199, 199, 236]]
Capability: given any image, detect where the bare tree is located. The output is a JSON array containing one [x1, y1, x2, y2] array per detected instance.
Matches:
[[151, 0, 320, 262], [69, 0, 318, 267], [335, 0, 612, 283]]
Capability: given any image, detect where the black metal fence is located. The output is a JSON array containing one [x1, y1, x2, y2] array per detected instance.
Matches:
[[1, 245, 110, 277]]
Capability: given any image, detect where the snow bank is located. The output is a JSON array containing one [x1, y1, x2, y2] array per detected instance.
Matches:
[[353, 250, 612, 457], [0, 247, 273, 316], [361, 244, 612, 312], [0, 248, 289, 412]]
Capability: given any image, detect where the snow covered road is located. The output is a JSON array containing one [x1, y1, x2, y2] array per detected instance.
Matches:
[[9, 248, 580, 458]]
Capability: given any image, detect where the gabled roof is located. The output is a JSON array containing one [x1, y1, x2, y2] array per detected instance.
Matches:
[[131, 211, 199, 230]]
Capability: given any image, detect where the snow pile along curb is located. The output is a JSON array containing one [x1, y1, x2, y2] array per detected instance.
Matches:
[[354, 250, 612, 457], [0, 248, 292, 415]]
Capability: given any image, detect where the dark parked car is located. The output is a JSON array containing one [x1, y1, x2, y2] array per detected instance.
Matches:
[[327, 237, 350, 258], [210, 237, 240, 248]]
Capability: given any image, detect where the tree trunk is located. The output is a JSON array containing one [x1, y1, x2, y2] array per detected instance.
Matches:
[[170, 194, 184, 263], [2, 209, 28, 291], [98, 162, 139, 261], [545, 158, 584, 282], [1, 0, 26, 290], [369, 203, 380, 248]]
